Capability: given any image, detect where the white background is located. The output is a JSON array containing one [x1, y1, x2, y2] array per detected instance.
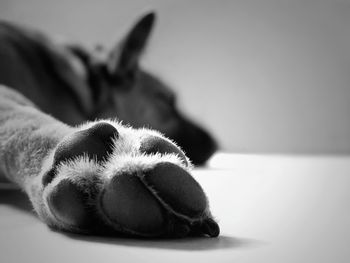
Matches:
[[1, 0, 350, 154]]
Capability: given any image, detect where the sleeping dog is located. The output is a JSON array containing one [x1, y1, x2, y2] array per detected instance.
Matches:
[[0, 12, 216, 165], [0, 13, 219, 237]]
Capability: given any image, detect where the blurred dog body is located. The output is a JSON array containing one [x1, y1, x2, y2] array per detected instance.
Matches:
[[0, 13, 216, 164]]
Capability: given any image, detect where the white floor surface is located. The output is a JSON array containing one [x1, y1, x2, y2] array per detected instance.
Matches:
[[1, 153, 349, 263]]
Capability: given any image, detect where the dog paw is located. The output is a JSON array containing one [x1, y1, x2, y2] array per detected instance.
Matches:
[[35, 121, 219, 238]]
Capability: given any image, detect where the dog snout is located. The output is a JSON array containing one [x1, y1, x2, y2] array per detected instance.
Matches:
[[169, 119, 217, 166]]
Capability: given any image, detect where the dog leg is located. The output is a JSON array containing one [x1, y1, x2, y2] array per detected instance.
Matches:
[[0, 86, 219, 237]]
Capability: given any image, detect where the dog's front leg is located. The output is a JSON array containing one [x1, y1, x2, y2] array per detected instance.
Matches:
[[0, 86, 219, 237], [0, 87, 71, 186], [0, 86, 74, 223]]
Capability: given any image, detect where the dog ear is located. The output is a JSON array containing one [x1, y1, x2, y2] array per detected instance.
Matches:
[[107, 12, 156, 79]]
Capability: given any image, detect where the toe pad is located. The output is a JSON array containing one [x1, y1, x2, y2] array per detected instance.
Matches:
[[47, 179, 89, 227], [144, 162, 208, 218], [101, 173, 165, 236]]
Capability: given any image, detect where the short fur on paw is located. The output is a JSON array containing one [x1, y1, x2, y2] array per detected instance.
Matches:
[[30, 120, 219, 238]]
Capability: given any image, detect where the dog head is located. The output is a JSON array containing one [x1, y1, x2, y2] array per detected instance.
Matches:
[[70, 12, 217, 165]]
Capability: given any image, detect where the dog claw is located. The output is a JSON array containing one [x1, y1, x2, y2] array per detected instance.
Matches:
[[201, 218, 220, 237]]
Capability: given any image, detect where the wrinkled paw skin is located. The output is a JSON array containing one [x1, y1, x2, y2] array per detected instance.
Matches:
[[34, 121, 219, 238]]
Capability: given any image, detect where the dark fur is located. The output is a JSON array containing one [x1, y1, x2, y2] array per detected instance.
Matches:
[[0, 12, 216, 164]]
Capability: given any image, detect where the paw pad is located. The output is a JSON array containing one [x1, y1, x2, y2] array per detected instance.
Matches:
[[53, 122, 117, 165], [144, 162, 207, 218], [46, 179, 90, 227], [140, 135, 188, 166], [101, 162, 210, 237], [101, 172, 165, 236]]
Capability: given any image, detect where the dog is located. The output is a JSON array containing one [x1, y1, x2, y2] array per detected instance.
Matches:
[[0, 12, 217, 165], [0, 12, 219, 238]]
